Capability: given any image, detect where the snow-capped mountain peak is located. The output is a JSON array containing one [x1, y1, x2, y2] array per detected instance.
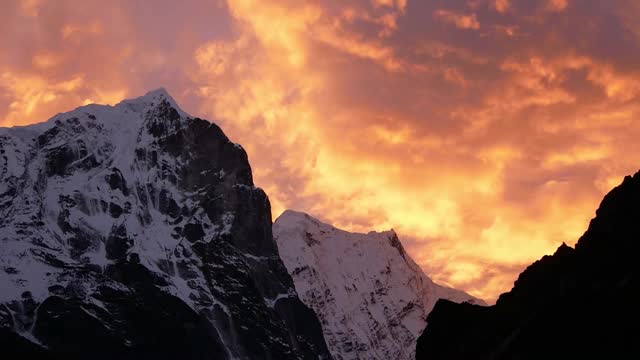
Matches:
[[274, 210, 484, 360], [116, 87, 187, 117], [0, 90, 330, 359]]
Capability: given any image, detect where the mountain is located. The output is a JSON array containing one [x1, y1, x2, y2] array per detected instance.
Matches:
[[0, 89, 331, 360], [273, 210, 484, 360], [416, 172, 640, 359]]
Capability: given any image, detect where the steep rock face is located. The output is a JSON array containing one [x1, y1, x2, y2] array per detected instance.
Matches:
[[0, 89, 330, 360], [273, 210, 484, 360], [416, 172, 640, 359]]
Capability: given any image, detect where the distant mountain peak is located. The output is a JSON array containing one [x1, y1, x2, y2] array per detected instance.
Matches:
[[276, 209, 399, 240], [274, 210, 484, 360]]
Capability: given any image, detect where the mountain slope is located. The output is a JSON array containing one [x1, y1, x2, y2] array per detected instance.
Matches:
[[273, 210, 484, 360], [0, 89, 331, 360], [416, 172, 640, 359]]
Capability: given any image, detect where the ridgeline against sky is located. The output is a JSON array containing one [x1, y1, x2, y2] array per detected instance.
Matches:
[[1, 0, 640, 302]]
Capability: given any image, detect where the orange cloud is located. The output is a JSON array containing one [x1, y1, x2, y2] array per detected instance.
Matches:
[[61, 21, 104, 40], [32, 52, 65, 69], [493, 0, 511, 13], [546, 0, 569, 12], [434, 9, 480, 30], [2, 0, 640, 303], [1, 70, 82, 123], [19, 0, 46, 17]]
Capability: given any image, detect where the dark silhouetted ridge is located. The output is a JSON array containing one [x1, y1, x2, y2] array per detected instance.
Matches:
[[416, 170, 640, 360]]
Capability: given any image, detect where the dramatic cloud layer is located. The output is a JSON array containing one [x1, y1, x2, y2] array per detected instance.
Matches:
[[2, 0, 640, 302]]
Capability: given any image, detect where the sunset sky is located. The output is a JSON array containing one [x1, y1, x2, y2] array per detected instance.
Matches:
[[2, 0, 640, 302]]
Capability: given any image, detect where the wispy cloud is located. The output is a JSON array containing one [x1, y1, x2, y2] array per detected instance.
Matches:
[[434, 9, 480, 30]]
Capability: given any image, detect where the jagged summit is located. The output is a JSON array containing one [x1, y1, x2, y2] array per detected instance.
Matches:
[[116, 87, 187, 117], [273, 210, 484, 360], [1, 88, 186, 139], [137, 87, 175, 102]]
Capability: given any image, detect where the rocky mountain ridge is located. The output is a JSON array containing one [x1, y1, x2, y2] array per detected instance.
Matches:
[[416, 171, 640, 359], [0, 89, 331, 360]]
